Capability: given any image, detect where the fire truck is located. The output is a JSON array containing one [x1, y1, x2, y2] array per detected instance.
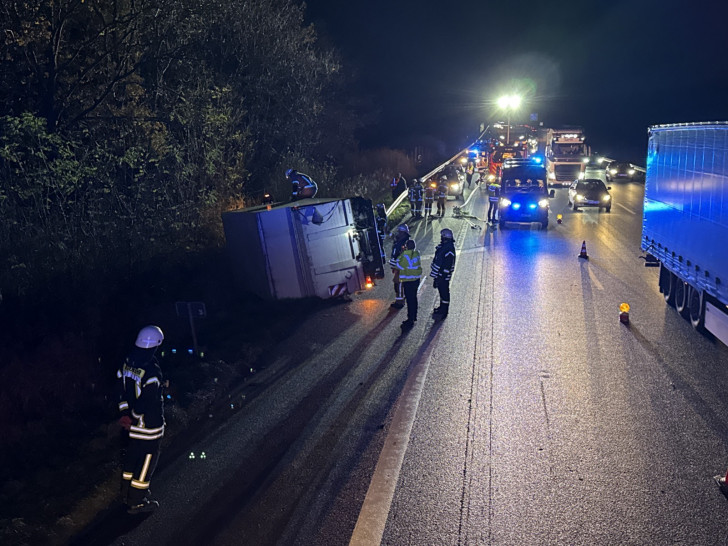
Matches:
[[544, 127, 590, 187]]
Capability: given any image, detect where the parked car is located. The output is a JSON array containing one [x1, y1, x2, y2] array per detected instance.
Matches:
[[438, 165, 465, 198], [568, 178, 612, 212], [605, 161, 643, 182]]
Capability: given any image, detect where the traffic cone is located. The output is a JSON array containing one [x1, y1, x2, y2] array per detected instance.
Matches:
[[578, 240, 589, 260], [619, 302, 630, 325]]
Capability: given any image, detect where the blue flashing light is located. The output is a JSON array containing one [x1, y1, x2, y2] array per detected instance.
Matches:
[[531, 156, 543, 164], [188, 348, 194, 354], [529, 203, 537, 209], [512, 203, 521, 210], [171, 349, 177, 354]]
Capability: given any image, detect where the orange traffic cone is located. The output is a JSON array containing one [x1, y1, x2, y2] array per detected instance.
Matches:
[[578, 240, 589, 260]]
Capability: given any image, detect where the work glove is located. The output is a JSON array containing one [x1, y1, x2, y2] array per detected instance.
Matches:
[[119, 415, 132, 430]]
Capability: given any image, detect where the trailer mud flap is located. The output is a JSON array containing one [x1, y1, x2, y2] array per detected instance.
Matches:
[[705, 302, 728, 347]]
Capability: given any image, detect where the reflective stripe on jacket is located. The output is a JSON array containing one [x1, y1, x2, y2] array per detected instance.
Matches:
[[396, 249, 422, 281]]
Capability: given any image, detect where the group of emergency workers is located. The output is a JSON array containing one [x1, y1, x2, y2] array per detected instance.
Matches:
[[389, 223, 457, 329], [406, 176, 448, 219]]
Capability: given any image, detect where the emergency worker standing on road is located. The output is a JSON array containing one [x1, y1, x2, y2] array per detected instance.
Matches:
[[424, 180, 436, 217], [411, 178, 424, 218], [396, 239, 422, 329], [466, 162, 475, 188], [436, 176, 448, 217], [431, 228, 456, 318], [287, 169, 318, 201], [487, 179, 501, 223], [388, 224, 411, 309], [117, 325, 166, 514]]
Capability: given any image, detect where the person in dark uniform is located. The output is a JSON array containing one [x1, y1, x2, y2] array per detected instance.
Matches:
[[424, 180, 436, 218], [436, 176, 448, 217], [117, 325, 166, 514], [431, 228, 456, 318], [396, 239, 422, 329], [287, 169, 318, 201], [388, 224, 410, 309], [411, 178, 424, 218]]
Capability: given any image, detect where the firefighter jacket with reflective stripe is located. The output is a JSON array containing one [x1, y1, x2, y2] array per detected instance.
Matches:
[[395, 249, 422, 281], [408, 184, 424, 202], [117, 348, 165, 441], [291, 172, 318, 200], [424, 186, 436, 201], [430, 240, 456, 281], [437, 183, 448, 199], [389, 234, 410, 268], [488, 183, 501, 202]]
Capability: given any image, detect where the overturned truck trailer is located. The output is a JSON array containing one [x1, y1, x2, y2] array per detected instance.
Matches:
[[222, 197, 385, 300]]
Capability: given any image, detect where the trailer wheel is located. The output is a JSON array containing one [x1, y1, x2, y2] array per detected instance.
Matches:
[[688, 286, 705, 330], [662, 269, 676, 306], [675, 279, 689, 317]]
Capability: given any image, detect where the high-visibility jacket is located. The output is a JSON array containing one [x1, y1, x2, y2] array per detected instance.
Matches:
[[424, 186, 436, 202], [411, 184, 424, 201], [488, 182, 501, 202], [437, 183, 448, 199], [396, 249, 422, 282]]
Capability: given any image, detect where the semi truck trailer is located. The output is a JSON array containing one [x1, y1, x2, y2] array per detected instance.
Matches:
[[222, 197, 385, 300], [642, 122, 728, 346]]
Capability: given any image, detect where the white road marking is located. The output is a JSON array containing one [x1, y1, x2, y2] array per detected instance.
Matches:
[[616, 202, 635, 215], [588, 266, 604, 291], [350, 224, 469, 545]]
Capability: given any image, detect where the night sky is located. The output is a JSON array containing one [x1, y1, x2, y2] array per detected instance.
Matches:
[[305, 0, 728, 164]]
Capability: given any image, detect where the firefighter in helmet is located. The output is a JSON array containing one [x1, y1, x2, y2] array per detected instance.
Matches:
[[431, 228, 456, 318], [411, 178, 424, 218], [424, 179, 436, 218], [436, 176, 448, 217], [396, 239, 422, 329], [117, 325, 166, 514], [287, 168, 318, 201], [487, 178, 501, 224], [388, 224, 411, 309]]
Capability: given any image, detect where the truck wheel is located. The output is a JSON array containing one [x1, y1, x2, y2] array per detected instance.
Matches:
[[688, 287, 705, 330], [675, 280, 689, 317], [662, 270, 676, 306]]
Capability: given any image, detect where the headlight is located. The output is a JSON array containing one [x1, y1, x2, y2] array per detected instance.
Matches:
[[487, 174, 496, 181], [450, 183, 459, 191], [603, 195, 611, 201], [610, 169, 617, 174], [548, 172, 556, 179], [628, 169, 635, 175], [500, 198, 511, 206], [576, 194, 585, 201], [538, 198, 549, 208], [578, 172, 585, 179], [582, 157, 590, 163]]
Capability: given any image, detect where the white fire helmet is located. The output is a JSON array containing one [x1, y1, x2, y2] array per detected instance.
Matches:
[[397, 224, 410, 235], [440, 228, 454, 240], [135, 325, 164, 349]]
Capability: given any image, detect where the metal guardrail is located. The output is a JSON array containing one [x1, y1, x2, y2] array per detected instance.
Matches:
[[385, 130, 488, 217]]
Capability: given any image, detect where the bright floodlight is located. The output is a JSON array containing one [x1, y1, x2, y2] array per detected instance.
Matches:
[[497, 94, 521, 110]]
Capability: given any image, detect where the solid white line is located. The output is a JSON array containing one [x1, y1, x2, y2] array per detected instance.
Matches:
[[616, 202, 635, 215], [350, 225, 469, 545], [348, 338, 439, 546]]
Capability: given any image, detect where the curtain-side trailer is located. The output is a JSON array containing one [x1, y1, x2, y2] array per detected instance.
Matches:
[[642, 122, 728, 346]]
